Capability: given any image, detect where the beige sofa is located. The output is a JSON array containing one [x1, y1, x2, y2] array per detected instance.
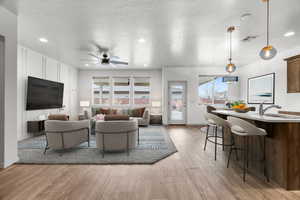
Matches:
[[95, 120, 138, 157], [91, 107, 150, 126], [44, 120, 90, 153], [135, 109, 150, 126]]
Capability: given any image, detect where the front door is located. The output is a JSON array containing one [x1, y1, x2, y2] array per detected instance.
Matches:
[[168, 81, 187, 124]]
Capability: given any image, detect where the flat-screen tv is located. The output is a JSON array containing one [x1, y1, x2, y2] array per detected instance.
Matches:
[[26, 76, 64, 110]]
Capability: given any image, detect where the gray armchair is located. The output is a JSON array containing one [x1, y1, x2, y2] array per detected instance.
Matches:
[[95, 120, 138, 157], [44, 120, 90, 153]]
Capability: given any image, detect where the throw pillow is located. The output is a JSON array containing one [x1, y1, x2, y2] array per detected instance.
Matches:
[[116, 109, 123, 115], [104, 115, 130, 121], [131, 107, 146, 118], [99, 108, 110, 115], [110, 109, 118, 115], [94, 114, 105, 121], [48, 114, 69, 121]]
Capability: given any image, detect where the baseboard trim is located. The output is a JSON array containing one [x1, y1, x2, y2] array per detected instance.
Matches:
[[1, 156, 19, 168]]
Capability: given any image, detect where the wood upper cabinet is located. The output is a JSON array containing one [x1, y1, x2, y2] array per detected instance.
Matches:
[[285, 55, 300, 93]]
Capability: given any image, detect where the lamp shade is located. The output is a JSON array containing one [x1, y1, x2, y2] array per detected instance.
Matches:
[[259, 45, 277, 60], [152, 101, 161, 107], [226, 63, 236, 73], [80, 101, 90, 107]]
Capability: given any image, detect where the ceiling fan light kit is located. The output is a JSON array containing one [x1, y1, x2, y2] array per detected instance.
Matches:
[[87, 44, 129, 67], [260, 0, 277, 60], [226, 26, 237, 73]]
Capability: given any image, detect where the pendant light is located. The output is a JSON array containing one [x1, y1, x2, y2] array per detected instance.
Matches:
[[226, 26, 236, 73], [259, 0, 277, 60]]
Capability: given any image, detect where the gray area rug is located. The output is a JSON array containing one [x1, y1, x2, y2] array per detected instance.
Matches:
[[17, 126, 177, 164]]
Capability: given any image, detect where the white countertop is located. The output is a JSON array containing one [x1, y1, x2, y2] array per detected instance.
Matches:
[[212, 110, 300, 123]]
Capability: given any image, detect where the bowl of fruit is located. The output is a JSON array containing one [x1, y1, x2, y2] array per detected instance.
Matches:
[[230, 101, 251, 113]]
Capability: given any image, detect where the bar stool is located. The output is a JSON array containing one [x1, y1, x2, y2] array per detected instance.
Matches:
[[227, 116, 269, 182], [203, 113, 234, 161]]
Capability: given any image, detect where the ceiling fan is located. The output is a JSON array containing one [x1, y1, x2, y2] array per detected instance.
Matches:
[[85, 43, 128, 67]]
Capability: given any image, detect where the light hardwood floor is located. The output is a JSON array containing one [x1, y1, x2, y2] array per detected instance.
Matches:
[[1, 126, 300, 200]]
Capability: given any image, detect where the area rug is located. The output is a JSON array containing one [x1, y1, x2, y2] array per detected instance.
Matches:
[[17, 126, 177, 164]]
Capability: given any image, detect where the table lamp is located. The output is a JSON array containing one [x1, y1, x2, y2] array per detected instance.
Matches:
[[151, 101, 161, 114]]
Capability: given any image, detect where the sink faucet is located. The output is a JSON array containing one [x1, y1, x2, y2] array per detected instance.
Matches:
[[259, 102, 282, 116]]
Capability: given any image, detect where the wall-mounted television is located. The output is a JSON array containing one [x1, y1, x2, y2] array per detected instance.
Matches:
[[26, 76, 64, 110]]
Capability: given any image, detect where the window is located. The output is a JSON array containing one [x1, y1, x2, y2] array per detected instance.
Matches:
[[93, 77, 110, 105], [198, 80, 214, 104], [92, 76, 151, 106], [213, 77, 228, 105], [113, 77, 130, 105], [198, 77, 228, 105], [133, 77, 150, 105]]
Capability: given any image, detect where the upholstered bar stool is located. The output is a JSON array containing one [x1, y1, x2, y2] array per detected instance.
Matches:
[[227, 116, 269, 182], [203, 113, 234, 161]]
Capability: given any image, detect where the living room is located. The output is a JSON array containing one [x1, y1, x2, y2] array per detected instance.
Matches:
[[2, 0, 300, 199]]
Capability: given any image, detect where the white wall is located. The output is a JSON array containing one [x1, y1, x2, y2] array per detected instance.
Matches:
[[0, 6, 18, 168], [238, 46, 300, 112], [78, 69, 162, 111], [162, 67, 239, 125], [17, 46, 79, 140]]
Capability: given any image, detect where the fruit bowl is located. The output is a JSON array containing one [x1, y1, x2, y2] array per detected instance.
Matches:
[[230, 101, 250, 113], [233, 108, 251, 113]]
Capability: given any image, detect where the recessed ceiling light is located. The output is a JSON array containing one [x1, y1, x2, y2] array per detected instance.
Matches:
[[85, 64, 89, 67], [39, 38, 48, 43], [138, 38, 146, 43], [284, 31, 295, 37], [143, 64, 147, 67]]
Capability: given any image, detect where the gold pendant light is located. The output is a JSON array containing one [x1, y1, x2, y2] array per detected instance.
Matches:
[[259, 0, 277, 60], [226, 26, 236, 73]]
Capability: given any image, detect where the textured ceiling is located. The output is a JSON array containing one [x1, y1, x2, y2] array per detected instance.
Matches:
[[1, 0, 300, 70]]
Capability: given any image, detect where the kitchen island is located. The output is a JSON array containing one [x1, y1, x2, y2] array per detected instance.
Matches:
[[213, 110, 300, 190]]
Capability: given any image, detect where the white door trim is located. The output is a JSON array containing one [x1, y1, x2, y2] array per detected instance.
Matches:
[[0, 35, 5, 168]]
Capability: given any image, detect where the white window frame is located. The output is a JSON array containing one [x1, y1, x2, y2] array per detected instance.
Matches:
[[198, 77, 228, 105], [92, 76, 112, 106], [112, 76, 131, 107], [133, 76, 151, 107], [92, 76, 151, 107]]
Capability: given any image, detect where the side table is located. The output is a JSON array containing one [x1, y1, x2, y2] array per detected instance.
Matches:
[[150, 114, 162, 125], [27, 120, 45, 136]]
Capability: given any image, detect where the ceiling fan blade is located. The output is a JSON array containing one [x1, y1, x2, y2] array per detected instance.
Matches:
[[88, 53, 99, 59], [111, 55, 120, 59], [93, 43, 109, 53], [80, 58, 97, 61], [110, 60, 128, 65]]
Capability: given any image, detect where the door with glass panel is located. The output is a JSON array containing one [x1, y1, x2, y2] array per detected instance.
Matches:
[[168, 81, 187, 124]]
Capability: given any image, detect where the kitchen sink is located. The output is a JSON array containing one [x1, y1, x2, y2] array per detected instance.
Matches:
[[264, 113, 300, 119]]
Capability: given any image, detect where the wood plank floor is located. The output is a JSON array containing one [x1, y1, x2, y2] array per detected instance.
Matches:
[[1, 126, 300, 200]]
